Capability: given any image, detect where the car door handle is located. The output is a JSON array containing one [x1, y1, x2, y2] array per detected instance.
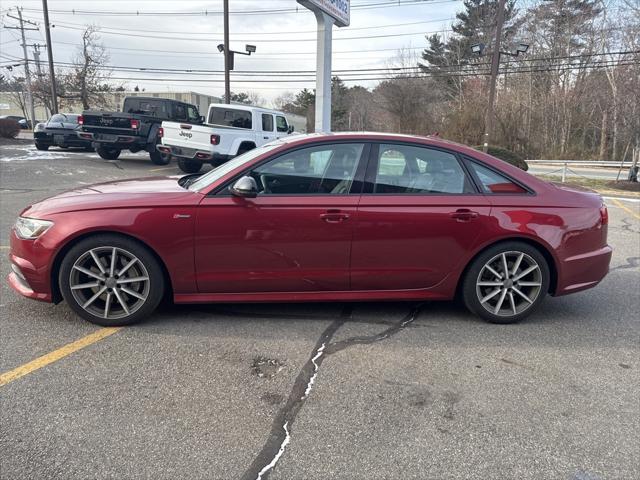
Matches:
[[320, 210, 350, 223], [263, 136, 269, 139], [450, 209, 479, 221]]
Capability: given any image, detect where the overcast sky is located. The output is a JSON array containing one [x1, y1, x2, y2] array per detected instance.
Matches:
[[1, 0, 463, 104]]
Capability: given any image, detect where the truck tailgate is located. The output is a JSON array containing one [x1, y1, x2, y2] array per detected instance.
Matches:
[[162, 122, 216, 151]]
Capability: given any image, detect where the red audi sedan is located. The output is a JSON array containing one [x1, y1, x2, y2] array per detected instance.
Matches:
[[8, 133, 611, 326]]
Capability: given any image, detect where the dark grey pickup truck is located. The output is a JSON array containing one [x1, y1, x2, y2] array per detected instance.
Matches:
[[78, 96, 203, 165]]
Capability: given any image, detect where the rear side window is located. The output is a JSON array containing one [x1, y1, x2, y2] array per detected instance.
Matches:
[[373, 144, 474, 194], [175, 104, 187, 121], [209, 108, 252, 129], [124, 98, 169, 117], [468, 161, 528, 194], [262, 114, 273, 132]]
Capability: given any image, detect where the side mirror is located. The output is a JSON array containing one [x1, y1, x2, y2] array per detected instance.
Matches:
[[230, 176, 259, 198], [287, 125, 294, 134], [199, 115, 205, 124]]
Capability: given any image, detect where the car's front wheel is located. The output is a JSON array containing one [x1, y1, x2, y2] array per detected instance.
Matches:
[[35, 142, 49, 151], [462, 242, 550, 324], [59, 235, 165, 326], [178, 157, 203, 173], [96, 146, 121, 160], [149, 149, 171, 165]]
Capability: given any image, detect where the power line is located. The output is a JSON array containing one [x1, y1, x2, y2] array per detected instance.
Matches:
[[19, 0, 461, 17], [19, 14, 457, 36]]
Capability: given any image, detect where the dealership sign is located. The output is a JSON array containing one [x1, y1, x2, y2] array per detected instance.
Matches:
[[298, 0, 350, 27]]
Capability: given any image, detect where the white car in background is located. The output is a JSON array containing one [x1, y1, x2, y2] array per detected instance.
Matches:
[[159, 104, 295, 173]]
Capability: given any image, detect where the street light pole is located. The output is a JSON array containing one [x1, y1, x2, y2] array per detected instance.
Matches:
[[482, 0, 506, 153], [223, 0, 230, 104]]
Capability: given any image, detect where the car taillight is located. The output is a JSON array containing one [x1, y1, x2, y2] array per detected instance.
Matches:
[[600, 204, 608, 225], [130, 119, 140, 129], [78, 115, 84, 125], [210, 134, 220, 145], [158, 127, 164, 138]]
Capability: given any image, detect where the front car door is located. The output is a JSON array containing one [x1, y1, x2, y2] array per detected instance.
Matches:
[[260, 113, 277, 145], [194, 142, 368, 293], [275, 115, 289, 139], [350, 142, 492, 291]]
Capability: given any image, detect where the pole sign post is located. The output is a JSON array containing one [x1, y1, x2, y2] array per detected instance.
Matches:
[[297, 0, 350, 132]]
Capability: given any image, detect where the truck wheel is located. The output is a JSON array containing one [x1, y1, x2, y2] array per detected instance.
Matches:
[[35, 142, 49, 151], [149, 149, 171, 165], [97, 146, 121, 160], [178, 158, 203, 174]]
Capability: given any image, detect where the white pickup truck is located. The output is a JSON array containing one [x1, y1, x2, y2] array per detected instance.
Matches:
[[158, 103, 295, 173]]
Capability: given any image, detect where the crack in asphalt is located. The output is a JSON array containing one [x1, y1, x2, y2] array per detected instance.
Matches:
[[610, 256, 640, 271], [241, 303, 424, 480]]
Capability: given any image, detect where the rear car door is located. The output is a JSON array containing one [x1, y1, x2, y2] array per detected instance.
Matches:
[[194, 142, 369, 293], [350, 142, 492, 291]]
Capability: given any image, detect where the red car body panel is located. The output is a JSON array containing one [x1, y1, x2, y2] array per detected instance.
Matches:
[[7, 133, 612, 308]]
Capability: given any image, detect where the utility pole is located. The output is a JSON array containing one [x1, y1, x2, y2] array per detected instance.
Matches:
[[223, 0, 230, 104], [5, 8, 39, 127], [42, 0, 58, 114], [32, 44, 43, 78], [482, 0, 506, 153]]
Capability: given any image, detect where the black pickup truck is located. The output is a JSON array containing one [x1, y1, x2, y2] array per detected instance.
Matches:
[[78, 96, 203, 164]]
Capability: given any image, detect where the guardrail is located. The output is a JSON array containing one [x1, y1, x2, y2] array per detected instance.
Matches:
[[526, 160, 633, 167]]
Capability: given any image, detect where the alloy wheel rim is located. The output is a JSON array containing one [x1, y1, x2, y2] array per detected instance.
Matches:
[[69, 246, 150, 320], [475, 251, 542, 317]]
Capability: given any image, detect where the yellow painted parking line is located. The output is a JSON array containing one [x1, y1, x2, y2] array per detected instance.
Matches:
[[0, 327, 122, 387], [148, 166, 176, 172], [611, 198, 640, 220]]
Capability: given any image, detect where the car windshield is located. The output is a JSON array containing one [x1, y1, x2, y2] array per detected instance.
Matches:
[[187, 142, 283, 192], [49, 114, 79, 123]]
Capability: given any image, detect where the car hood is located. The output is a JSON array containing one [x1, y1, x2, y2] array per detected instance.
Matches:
[[23, 176, 201, 217]]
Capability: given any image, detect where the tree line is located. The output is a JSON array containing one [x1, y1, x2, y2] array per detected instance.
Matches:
[[274, 0, 639, 161]]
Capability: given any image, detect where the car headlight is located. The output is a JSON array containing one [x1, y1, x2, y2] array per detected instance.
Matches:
[[14, 217, 54, 239], [34, 123, 46, 132]]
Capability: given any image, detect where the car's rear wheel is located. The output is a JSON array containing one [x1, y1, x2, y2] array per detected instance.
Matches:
[[35, 142, 48, 151], [178, 157, 203, 173], [59, 235, 165, 326], [149, 149, 171, 165], [96, 146, 121, 160], [462, 242, 549, 324]]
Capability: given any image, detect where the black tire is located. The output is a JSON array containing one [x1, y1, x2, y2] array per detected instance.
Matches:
[[178, 157, 203, 174], [462, 241, 550, 324], [96, 146, 121, 160], [149, 149, 171, 165], [85, 145, 95, 152], [35, 142, 49, 151], [59, 234, 165, 326]]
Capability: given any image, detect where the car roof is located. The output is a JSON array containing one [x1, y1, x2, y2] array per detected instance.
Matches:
[[210, 103, 286, 116], [269, 131, 468, 149]]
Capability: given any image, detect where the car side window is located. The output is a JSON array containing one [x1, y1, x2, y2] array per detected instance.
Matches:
[[187, 106, 200, 123], [276, 116, 288, 133], [373, 144, 473, 194], [247, 144, 364, 195], [468, 161, 528, 194], [175, 104, 187, 121], [262, 114, 274, 132]]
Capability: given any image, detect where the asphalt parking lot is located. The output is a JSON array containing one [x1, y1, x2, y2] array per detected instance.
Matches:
[[1, 143, 639, 480]]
